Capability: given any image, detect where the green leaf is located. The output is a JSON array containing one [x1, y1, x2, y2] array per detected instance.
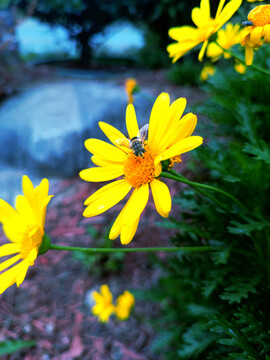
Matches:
[[0, 340, 36, 356], [243, 142, 270, 164], [228, 220, 270, 236]]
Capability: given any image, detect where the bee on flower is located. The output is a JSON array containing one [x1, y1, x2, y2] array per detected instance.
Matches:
[[167, 0, 242, 62], [241, 5, 270, 65], [80, 92, 203, 245], [0, 176, 53, 294]]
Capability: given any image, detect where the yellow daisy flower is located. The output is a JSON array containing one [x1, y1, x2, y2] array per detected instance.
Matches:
[[92, 285, 116, 322], [80, 92, 203, 245], [0, 175, 53, 294], [241, 5, 270, 65], [200, 64, 216, 80], [167, 0, 242, 62], [125, 78, 137, 104], [115, 291, 135, 321], [247, 0, 264, 2], [207, 23, 244, 61]]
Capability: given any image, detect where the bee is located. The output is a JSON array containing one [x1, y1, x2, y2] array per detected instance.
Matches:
[[242, 21, 254, 27], [115, 123, 149, 157]]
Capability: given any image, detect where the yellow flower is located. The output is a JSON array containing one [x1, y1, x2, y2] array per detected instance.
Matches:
[[234, 62, 247, 73], [0, 175, 53, 294], [92, 285, 116, 322], [115, 291, 135, 321], [207, 23, 244, 61], [241, 5, 270, 65], [80, 93, 203, 245], [167, 0, 242, 62], [200, 64, 216, 81], [247, 0, 264, 2], [125, 78, 137, 104]]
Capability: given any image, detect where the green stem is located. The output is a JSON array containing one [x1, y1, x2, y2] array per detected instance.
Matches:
[[49, 243, 213, 253], [215, 41, 270, 76], [161, 170, 249, 214]]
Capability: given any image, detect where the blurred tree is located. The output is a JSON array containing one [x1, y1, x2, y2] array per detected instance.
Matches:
[[9, 0, 128, 66]]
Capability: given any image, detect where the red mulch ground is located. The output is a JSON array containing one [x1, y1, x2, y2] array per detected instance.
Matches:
[[0, 68, 206, 360]]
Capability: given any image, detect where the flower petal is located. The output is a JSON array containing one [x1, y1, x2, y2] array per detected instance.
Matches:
[[120, 217, 140, 245], [85, 139, 127, 162], [150, 179, 172, 217], [16, 259, 30, 287], [83, 180, 132, 217], [0, 243, 20, 257], [99, 121, 126, 145], [126, 104, 139, 139], [0, 254, 21, 272], [156, 136, 203, 164], [80, 165, 124, 182], [245, 46, 254, 65], [0, 199, 18, 225], [122, 184, 149, 226], [148, 93, 170, 149]]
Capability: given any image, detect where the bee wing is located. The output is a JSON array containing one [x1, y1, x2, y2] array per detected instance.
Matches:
[[114, 138, 130, 148], [138, 123, 149, 141]]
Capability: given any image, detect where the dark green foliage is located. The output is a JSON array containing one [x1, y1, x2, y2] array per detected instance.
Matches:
[[149, 50, 270, 359], [167, 59, 201, 86]]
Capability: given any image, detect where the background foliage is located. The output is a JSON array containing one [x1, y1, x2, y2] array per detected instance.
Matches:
[[147, 47, 270, 359]]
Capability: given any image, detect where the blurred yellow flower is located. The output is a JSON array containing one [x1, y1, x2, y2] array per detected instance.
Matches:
[[200, 64, 216, 80], [207, 23, 244, 61], [115, 291, 135, 320], [234, 62, 247, 73], [0, 175, 53, 294], [241, 5, 270, 65], [167, 0, 242, 62], [80, 93, 203, 245], [125, 78, 137, 104], [247, 0, 264, 2], [92, 285, 116, 322]]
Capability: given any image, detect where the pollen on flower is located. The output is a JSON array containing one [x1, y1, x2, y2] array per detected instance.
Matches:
[[124, 145, 155, 187], [248, 5, 270, 27]]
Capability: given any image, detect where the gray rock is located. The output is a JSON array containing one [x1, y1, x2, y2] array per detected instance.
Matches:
[[0, 78, 153, 177]]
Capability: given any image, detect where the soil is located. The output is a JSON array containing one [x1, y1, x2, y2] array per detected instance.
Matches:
[[0, 66, 206, 360]]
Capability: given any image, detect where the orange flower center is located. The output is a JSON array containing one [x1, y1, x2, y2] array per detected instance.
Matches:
[[248, 5, 270, 27], [124, 145, 155, 188]]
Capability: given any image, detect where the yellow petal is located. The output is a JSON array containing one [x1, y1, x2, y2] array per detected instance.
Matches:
[[156, 136, 203, 164], [148, 93, 170, 149], [22, 175, 35, 203], [153, 98, 188, 154], [91, 155, 122, 167], [0, 243, 20, 257], [85, 139, 127, 163], [79, 165, 124, 182], [126, 104, 139, 139], [192, 0, 210, 27], [0, 254, 21, 272], [0, 199, 18, 225], [169, 26, 198, 41], [16, 259, 30, 287], [250, 27, 263, 46], [215, 0, 226, 18], [150, 179, 172, 218], [167, 113, 198, 147], [109, 208, 124, 240], [216, 0, 242, 31], [99, 121, 127, 146], [198, 39, 209, 61], [245, 46, 254, 65], [0, 264, 18, 294], [122, 184, 149, 226], [120, 217, 140, 245], [83, 180, 132, 217]]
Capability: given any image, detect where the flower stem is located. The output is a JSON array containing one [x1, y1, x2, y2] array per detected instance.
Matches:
[[48, 243, 213, 253], [161, 170, 249, 214], [215, 41, 270, 76]]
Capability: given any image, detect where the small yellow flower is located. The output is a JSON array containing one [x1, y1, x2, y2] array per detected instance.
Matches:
[[125, 78, 137, 104], [80, 93, 203, 245], [207, 23, 245, 61], [234, 62, 247, 73], [92, 285, 116, 322], [167, 0, 242, 62], [0, 176, 53, 294], [200, 64, 216, 81], [241, 5, 270, 65], [115, 291, 135, 321], [247, 0, 264, 2]]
